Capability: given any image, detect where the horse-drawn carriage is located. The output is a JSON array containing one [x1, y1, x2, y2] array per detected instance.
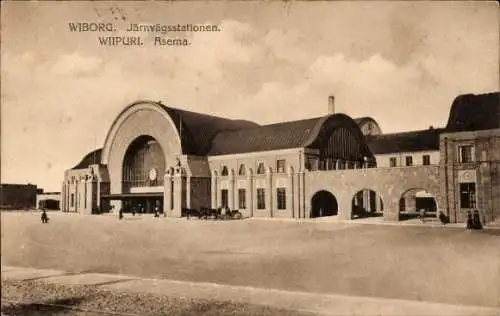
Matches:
[[181, 207, 243, 220]]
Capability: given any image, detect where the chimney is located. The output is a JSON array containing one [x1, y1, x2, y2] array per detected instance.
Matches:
[[328, 95, 335, 114]]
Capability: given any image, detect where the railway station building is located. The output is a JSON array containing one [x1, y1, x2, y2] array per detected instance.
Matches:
[[61, 92, 500, 224]]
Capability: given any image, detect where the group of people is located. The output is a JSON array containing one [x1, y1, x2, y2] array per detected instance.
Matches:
[[118, 205, 162, 220], [466, 210, 483, 230]]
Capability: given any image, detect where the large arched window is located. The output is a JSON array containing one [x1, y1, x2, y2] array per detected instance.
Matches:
[[122, 136, 165, 190]]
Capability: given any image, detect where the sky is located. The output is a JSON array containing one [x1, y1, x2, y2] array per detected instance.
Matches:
[[1, 1, 499, 191]]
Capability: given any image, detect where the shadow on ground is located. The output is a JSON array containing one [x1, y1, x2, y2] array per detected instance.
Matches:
[[1, 296, 87, 315]]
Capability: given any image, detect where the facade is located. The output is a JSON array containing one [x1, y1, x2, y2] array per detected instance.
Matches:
[[61, 92, 500, 224], [440, 128, 500, 224], [0, 183, 38, 209]]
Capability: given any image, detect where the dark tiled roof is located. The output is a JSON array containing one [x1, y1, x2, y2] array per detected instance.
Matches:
[[158, 104, 260, 155], [208, 114, 372, 156], [209, 117, 323, 155], [72, 149, 102, 169], [365, 128, 443, 155], [445, 92, 499, 132]]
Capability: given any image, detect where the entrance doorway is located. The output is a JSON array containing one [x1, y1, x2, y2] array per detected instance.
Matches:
[[122, 198, 163, 214]]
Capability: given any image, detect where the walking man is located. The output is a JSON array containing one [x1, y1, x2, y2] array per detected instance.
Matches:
[[41, 209, 49, 224]]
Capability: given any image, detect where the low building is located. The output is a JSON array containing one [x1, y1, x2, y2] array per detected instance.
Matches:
[[36, 191, 61, 210], [0, 183, 38, 210]]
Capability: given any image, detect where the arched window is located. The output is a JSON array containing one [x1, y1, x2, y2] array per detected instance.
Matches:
[[238, 164, 246, 176], [257, 162, 265, 174], [221, 165, 229, 176]]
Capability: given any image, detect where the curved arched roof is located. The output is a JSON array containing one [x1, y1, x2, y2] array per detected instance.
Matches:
[[353, 117, 377, 126], [72, 149, 102, 170], [209, 113, 373, 157]]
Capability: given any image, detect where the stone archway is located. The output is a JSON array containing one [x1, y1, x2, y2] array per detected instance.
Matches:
[[351, 189, 384, 219], [399, 188, 438, 221], [310, 190, 338, 218], [101, 102, 182, 212]]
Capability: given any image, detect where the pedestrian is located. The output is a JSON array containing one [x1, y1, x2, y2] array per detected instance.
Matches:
[[466, 211, 473, 229], [131, 206, 136, 216], [438, 211, 449, 225], [472, 210, 483, 230], [118, 208, 123, 220], [41, 209, 49, 224], [154, 206, 160, 218]]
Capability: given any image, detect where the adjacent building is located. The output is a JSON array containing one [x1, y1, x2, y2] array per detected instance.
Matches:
[[0, 183, 38, 209]]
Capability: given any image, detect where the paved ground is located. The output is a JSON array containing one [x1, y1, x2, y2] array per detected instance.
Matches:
[[2, 211, 500, 312], [3, 266, 499, 316]]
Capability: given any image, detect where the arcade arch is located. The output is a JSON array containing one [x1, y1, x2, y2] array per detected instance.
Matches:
[[310, 190, 338, 218], [399, 188, 438, 221], [351, 189, 384, 219]]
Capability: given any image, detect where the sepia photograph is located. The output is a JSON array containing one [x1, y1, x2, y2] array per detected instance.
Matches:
[[1, 1, 499, 315]]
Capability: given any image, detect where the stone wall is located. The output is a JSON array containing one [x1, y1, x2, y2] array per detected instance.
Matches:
[[305, 165, 442, 221]]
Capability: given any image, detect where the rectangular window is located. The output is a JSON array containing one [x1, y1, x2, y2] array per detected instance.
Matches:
[[458, 145, 474, 163], [257, 188, 266, 210], [422, 155, 430, 166], [389, 157, 397, 167], [277, 188, 286, 210], [70, 193, 75, 207], [84, 185, 87, 208], [405, 156, 413, 166], [170, 180, 174, 210], [238, 189, 246, 209], [306, 157, 318, 171], [460, 182, 476, 209], [276, 159, 286, 173], [221, 189, 229, 208]]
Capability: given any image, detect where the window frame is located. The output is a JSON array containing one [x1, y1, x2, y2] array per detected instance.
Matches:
[[276, 187, 286, 210], [221, 189, 229, 208], [459, 182, 476, 209], [257, 188, 266, 210], [238, 188, 246, 209], [389, 157, 397, 168], [276, 159, 286, 173], [458, 145, 475, 163], [422, 155, 431, 166], [405, 156, 413, 166], [238, 164, 246, 176], [257, 162, 265, 175]]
